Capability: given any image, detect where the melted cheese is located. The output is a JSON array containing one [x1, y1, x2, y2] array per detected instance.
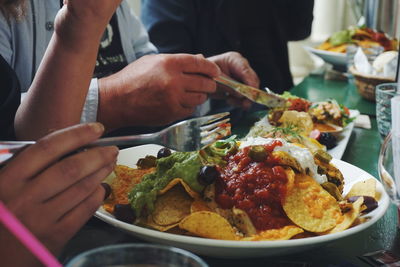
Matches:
[[239, 137, 327, 184]]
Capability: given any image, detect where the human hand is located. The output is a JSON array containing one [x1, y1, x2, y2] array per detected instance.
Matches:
[[54, 0, 122, 49], [98, 54, 221, 129], [0, 123, 118, 266], [208, 52, 260, 110]]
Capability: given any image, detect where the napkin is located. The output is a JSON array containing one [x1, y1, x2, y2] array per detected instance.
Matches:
[[354, 47, 398, 79], [354, 47, 373, 75], [354, 114, 371, 129]]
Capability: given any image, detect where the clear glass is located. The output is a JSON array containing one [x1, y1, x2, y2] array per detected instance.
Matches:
[[378, 132, 400, 225], [376, 83, 398, 139], [65, 243, 209, 267]]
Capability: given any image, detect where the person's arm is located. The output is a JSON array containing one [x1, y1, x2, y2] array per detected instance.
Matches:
[[141, 0, 196, 53], [0, 123, 118, 267], [14, 0, 121, 140]]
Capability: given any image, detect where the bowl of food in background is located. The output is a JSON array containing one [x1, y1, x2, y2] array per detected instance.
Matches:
[[305, 26, 398, 72]]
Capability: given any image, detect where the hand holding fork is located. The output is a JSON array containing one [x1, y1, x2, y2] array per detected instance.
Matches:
[[0, 112, 231, 166]]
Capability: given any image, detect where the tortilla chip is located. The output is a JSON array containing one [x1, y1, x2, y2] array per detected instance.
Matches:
[[284, 167, 295, 193], [314, 159, 345, 193], [179, 211, 238, 240], [103, 165, 154, 213], [191, 200, 212, 213], [143, 217, 179, 232], [152, 183, 193, 226], [232, 208, 257, 236], [282, 173, 342, 233], [279, 110, 314, 136], [291, 231, 316, 239], [159, 178, 201, 199], [323, 197, 363, 234], [346, 179, 377, 199], [272, 151, 303, 173], [243, 225, 304, 241], [165, 226, 189, 235]]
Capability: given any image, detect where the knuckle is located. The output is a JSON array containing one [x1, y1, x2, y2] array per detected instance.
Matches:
[[228, 51, 241, 59]]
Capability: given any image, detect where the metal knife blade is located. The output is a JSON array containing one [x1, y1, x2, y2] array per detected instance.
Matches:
[[215, 76, 286, 108]]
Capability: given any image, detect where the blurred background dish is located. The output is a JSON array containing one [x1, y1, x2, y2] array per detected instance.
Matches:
[[349, 67, 395, 102], [304, 46, 347, 71]]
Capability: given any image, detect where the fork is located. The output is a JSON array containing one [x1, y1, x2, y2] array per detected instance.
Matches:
[[0, 112, 231, 166]]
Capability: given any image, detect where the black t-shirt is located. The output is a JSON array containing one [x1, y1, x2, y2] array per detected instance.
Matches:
[[0, 55, 20, 140], [93, 14, 128, 78], [58, 1, 127, 78]]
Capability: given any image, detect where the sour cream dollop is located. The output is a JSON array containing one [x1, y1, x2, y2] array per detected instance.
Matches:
[[239, 137, 327, 184]]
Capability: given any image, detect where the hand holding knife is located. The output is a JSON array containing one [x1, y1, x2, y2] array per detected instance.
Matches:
[[214, 76, 286, 108]]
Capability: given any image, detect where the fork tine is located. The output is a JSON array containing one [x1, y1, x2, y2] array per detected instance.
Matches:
[[200, 118, 230, 132], [190, 112, 230, 126], [201, 124, 232, 146]]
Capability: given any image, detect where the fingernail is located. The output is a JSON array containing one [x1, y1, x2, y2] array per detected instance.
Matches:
[[88, 122, 104, 134], [101, 183, 112, 200]]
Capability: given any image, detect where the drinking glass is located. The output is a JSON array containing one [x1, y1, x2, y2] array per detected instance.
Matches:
[[378, 132, 400, 224], [376, 83, 398, 139], [65, 243, 208, 267]]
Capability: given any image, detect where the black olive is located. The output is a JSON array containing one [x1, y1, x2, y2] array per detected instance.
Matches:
[[157, 147, 172, 159], [136, 155, 157, 169], [198, 165, 219, 185], [113, 204, 136, 223], [317, 133, 337, 149], [248, 145, 267, 162], [101, 183, 112, 200], [347, 195, 378, 213]]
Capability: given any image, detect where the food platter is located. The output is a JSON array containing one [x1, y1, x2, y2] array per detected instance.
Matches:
[[95, 144, 389, 258], [248, 109, 359, 159], [304, 46, 347, 70]]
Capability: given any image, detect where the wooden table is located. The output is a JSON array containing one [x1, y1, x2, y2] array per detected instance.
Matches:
[[60, 75, 400, 266]]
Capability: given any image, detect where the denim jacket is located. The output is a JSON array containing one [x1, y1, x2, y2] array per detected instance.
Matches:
[[0, 0, 157, 122]]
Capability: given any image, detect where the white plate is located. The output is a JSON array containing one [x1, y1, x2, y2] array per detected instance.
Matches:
[[95, 144, 389, 259], [304, 46, 347, 69], [328, 109, 359, 159]]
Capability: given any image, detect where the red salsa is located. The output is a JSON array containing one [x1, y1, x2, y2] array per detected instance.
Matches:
[[288, 98, 311, 112], [215, 140, 291, 231]]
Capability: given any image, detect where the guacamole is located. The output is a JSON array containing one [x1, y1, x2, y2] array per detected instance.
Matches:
[[128, 137, 238, 217], [128, 151, 204, 216]]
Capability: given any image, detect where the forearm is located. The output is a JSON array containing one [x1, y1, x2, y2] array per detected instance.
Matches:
[[14, 33, 100, 140]]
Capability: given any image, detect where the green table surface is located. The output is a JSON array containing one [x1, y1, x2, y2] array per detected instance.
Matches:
[[291, 75, 376, 116], [60, 75, 399, 267]]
